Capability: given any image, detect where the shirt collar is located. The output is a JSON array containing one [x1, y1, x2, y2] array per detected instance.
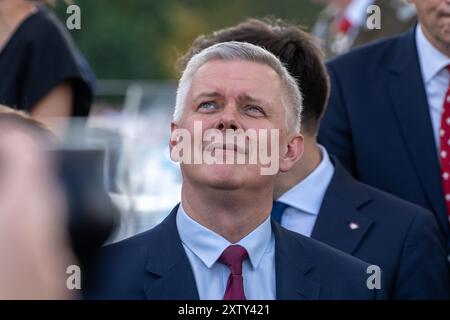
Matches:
[[277, 145, 335, 215], [176, 203, 273, 270], [416, 23, 450, 83]]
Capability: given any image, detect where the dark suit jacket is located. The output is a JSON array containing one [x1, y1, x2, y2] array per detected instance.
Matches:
[[310, 157, 449, 299], [318, 27, 450, 244], [87, 205, 384, 300]]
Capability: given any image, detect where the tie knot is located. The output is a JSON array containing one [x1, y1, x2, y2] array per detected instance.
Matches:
[[219, 245, 248, 275]]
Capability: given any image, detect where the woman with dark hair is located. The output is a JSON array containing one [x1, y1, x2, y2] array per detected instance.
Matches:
[[0, 0, 95, 135]]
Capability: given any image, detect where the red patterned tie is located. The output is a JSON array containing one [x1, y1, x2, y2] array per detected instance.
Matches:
[[440, 65, 450, 222], [219, 245, 248, 300]]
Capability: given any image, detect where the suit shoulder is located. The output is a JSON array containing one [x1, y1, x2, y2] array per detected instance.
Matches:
[[359, 182, 436, 224], [281, 229, 381, 299], [101, 221, 166, 258], [93, 215, 175, 276], [86, 224, 167, 299], [280, 227, 372, 275], [292, 230, 371, 270], [327, 33, 405, 72]]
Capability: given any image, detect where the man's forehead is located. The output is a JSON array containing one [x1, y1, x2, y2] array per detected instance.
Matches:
[[188, 59, 282, 96], [192, 59, 280, 81]]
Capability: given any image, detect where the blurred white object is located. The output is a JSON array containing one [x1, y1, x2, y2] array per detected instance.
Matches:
[[104, 82, 181, 242]]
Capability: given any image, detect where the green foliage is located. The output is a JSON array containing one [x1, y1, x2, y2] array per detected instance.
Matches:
[[55, 0, 323, 79]]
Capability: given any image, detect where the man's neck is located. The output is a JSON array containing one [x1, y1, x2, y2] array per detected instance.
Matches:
[[181, 183, 273, 243], [274, 137, 322, 199]]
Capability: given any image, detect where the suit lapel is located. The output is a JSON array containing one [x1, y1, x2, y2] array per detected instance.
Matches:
[[143, 206, 199, 300], [312, 158, 374, 254], [387, 28, 448, 233], [273, 222, 321, 300]]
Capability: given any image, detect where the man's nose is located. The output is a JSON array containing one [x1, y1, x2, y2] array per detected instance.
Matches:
[[216, 106, 240, 131]]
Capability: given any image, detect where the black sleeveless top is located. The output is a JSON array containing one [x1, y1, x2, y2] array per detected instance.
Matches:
[[0, 5, 95, 116]]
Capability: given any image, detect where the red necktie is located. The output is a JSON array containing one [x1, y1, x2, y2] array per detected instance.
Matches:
[[439, 65, 450, 222], [219, 245, 248, 300]]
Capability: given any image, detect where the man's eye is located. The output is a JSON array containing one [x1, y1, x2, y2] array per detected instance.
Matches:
[[245, 105, 265, 116], [197, 102, 218, 111]]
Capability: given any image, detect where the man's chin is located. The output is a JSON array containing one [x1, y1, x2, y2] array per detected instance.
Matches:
[[183, 164, 265, 190], [204, 170, 245, 190], [192, 166, 248, 190], [208, 181, 243, 191]]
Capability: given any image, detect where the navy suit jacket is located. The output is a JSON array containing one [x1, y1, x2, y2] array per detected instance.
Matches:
[[318, 27, 450, 243], [310, 157, 449, 299], [87, 205, 384, 300]]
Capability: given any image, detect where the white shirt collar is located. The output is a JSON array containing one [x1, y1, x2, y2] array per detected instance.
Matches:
[[416, 23, 450, 83], [176, 203, 273, 270], [344, 0, 375, 27], [277, 145, 335, 215]]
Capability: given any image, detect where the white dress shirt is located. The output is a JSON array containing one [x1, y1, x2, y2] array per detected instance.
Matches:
[[176, 204, 276, 300], [416, 24, 450, 154], [277, 145, 335, 237]]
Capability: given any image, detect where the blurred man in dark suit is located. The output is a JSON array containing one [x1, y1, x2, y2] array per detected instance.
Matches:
[[178, 18, 449, 299], [88, 42, 384, 300], [318, 0, 450, 256], [312, 0, 416, 58]]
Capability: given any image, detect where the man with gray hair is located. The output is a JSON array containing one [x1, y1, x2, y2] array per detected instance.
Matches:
[[88, 42, 385, 300]]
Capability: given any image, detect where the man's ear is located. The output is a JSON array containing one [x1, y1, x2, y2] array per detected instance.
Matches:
[[279, 133, 304, 173], [169, 122, 178, 156]]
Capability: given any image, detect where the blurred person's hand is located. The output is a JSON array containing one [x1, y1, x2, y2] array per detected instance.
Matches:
[[0, 126, 77, 299]]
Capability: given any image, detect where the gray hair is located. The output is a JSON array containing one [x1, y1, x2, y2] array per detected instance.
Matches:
[[173, 41, 302, 133]]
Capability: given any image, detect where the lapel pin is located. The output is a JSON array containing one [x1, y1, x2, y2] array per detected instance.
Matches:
[[349, 222, 359, 230]]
